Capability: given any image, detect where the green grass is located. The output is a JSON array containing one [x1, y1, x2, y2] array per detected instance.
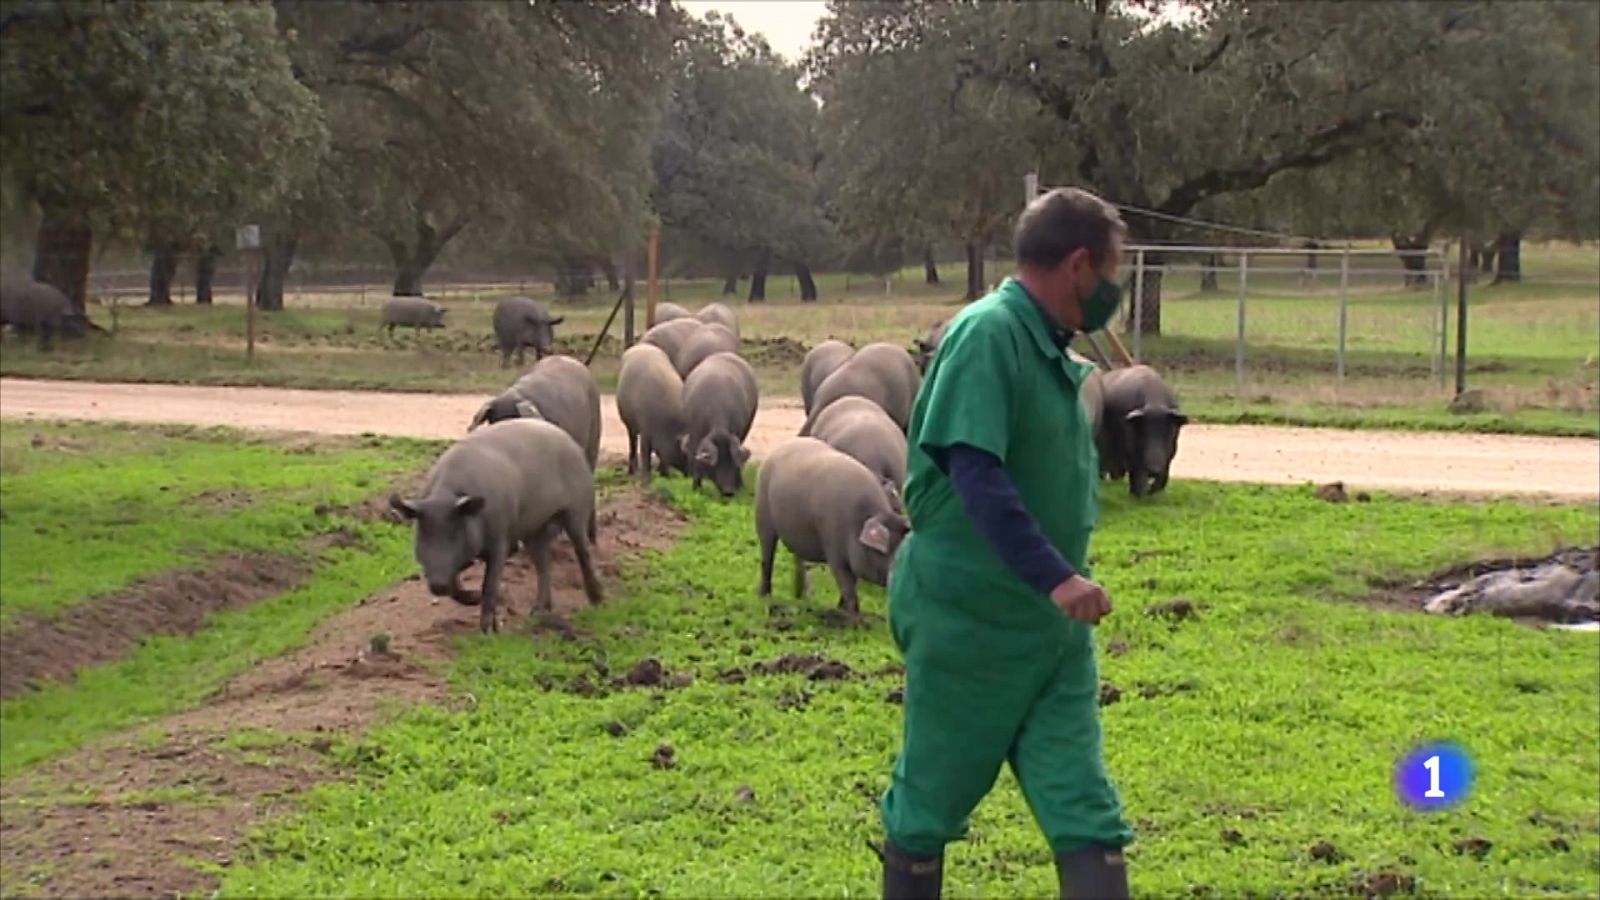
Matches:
[[218, 480, 1599, 898], [0, 421, 440, 773], [0, 421, 434, 626], [4, 244, 1594, 436]]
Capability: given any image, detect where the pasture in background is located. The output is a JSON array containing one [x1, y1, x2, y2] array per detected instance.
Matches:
[[2, 243, 1596, 437]]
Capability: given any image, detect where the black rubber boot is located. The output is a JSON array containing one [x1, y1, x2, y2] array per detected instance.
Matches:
[[876, 839, 943, 900], [1055, 845, 1130, 899]]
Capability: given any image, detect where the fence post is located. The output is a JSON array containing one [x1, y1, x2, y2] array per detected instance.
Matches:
[[1337, 249, 1349, 395], [1436, 259, 1449, 391], [1132, 249, 1145, 363], [1454, 240, 1469, 396], [1431, 261, 1444, 388], [1235, 251, 1248, 399]]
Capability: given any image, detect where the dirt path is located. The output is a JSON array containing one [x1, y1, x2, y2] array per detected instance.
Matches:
[[2, 377, 1596, 498], [0, 489, 686, 899]]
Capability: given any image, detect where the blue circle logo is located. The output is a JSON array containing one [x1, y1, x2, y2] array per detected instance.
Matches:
[[1394, 741, 1475, 811]]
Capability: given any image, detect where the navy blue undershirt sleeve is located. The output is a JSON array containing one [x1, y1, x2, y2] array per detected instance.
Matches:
[[943, 442, 1078, 595]]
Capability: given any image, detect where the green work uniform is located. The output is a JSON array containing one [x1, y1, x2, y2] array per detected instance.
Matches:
[[879, 277, 1133, 858]]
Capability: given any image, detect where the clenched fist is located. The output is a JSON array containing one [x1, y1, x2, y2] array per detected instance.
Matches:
[[1050, 574, 1112, 624]]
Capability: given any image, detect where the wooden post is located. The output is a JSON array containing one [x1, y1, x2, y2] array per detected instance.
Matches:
[[1455, 238, 1469, 396], [646, 228, 660, 328], [236, 225, 260, 364]]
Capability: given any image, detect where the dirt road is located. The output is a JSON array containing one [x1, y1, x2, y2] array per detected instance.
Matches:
[[2, 377, 1596, 498]]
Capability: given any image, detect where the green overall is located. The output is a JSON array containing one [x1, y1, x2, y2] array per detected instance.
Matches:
[[879, 277, 1133, 857]]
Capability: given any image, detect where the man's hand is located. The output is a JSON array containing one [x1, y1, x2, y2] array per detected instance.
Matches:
[[1050, 574, 1112, 624]]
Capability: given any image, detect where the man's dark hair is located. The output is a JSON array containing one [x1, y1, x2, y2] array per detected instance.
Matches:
[[1013, 187, 1127, 269]]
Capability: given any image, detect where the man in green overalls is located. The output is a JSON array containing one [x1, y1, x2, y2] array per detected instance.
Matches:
[[878, 188, 1133, 899]]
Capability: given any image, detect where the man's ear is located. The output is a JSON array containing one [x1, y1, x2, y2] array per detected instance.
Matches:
[[859, 516, 892, 554], [389, 494, 419, 520], [453, 494, 486, 516]]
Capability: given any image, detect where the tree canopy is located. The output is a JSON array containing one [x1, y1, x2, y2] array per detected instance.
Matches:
[[0, 0, 326, 312]]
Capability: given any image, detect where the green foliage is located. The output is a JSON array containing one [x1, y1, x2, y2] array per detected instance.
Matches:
[[652, 9, 837, 280], [808, 0, 1600, 251], [217, 480, 1597, 897], [278, 0, 675, 278], [0, 0, 327, 239]]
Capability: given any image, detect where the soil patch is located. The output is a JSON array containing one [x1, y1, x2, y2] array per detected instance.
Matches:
[[1367, 546, 1598, 626], [0, 553, 309, 700], [0, 737, 329, 900], [0, 488, 686, 898]]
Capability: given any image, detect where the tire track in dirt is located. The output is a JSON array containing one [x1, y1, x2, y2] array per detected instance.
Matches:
[[3, 377, 1595, 497], [0, 489, 686, 899]]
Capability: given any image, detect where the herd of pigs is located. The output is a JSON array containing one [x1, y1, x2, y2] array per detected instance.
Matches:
[[388, 295, 1187, 631]]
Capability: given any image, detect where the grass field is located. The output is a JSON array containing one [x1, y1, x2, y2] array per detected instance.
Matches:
[[0, 422, 1595, 897], [215, 481, 1599, 898], [2, 244, 1595, 437], [0, 421, 439, 773]]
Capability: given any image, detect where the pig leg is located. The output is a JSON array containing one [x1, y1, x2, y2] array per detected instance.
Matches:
[[757, 528, 777, 597], [828, 557, 860, 615], [626, 427, 640, 476], [793, 556, 809, 600], [526, 523, 558, 612], [479, 546, 508, 634], [639, 434, 653, 486], [561, 508, 604, 605]]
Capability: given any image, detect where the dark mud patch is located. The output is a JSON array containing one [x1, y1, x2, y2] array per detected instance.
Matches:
[[0, 735, 330, 900], [1146, 598, 1202, 624], [1099, 681, 1123, 706], [749, 654, 855, 680], [1365, 545, 1598, 626], [1352, 870, 1416, 897], [1135, 680, 1199, 700], [742, 336, 809, 367], [0, 552, 309, 700], [190, 487, 257, 513]]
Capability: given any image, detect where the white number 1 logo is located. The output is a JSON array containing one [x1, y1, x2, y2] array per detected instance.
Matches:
[[1424, 755, 1445, 798]]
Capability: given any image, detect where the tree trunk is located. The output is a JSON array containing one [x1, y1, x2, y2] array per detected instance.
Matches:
[[1492, 232, 1522, 283], [553, 256, 596, 297], [1391, 234, 1431, 289], [747, 249, 770, 303], [385, 216, 467, 297], [146, 244, 178, 306], [195, 245, 219, 305], [1475, 242, 1496, 274], [722, 271, 739, 295], [923, 246, 940, 285], [255, 232, 298, 312], [1200, 253, 1220, 292], [964, 242, 985, 301], [31, 203, 93, 316], [796, 262, 818, 302], [603, 259, 620, 291]]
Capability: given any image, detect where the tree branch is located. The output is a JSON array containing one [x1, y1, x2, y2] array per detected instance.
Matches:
[[1159, 110, 1424, 215]]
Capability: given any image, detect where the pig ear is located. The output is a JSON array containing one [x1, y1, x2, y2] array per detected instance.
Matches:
[[453, 495, 485, 516], [736, 443, 751, 465], [859, 516, 893, 555], [389, 494, 419, 520], [1125, 408, 1146, 423], [468, 402, 493, 431], [548, 316, 564, 326], [695, 442, 718, 466], [514, 399, 540, 419], [1172, 410, 1189, 427]]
